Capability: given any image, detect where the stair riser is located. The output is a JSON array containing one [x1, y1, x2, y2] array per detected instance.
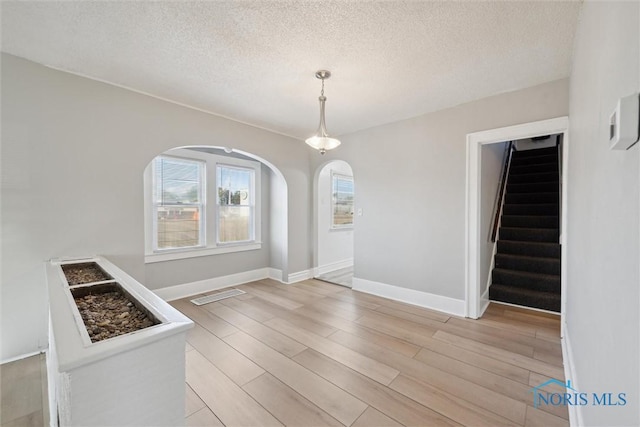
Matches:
[[507, 182, 559, 194], [510, 155, 558, 167], [510, 163, 558, 175], [503, 204, 559, 215], [489, 286, 560, 312], [501, 216, 559, 228], [500, 227, 559, 243], [497, 241, 561, 258], [492, 269, 560, 293], [505, 192, 558, 204], [508, 172, 559, 184], [495, 255, 560, 275]]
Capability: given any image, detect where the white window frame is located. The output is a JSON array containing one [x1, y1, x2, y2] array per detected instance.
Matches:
[[144, 148, 261, 263], [331, 172, 354, 230], [151, 155, 206, 252], [216, 163, 256, 245]]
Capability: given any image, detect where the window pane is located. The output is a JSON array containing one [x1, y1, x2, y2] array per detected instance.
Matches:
[[217, 165, 253, 243], [155, 157, 202, 204], [218, 167, 252, 206], [218, 206, 251, 243], [153, 155, 204, 250], [333, 175, 354, 227], [156, 206, 201, 249]]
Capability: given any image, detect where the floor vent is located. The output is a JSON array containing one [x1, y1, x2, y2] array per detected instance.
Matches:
[[190, 288, 246, 306]]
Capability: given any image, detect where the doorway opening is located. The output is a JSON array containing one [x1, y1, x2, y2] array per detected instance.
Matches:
[[313, 160, 355, 287], [465, 117, 568, 336]]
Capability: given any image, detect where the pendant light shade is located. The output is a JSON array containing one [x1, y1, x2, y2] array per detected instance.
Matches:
[[305, 70, 341, 154]]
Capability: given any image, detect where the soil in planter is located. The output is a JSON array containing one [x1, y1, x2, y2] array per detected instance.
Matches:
[[73, 286, 160, 343], [62, 262, 113, 286]]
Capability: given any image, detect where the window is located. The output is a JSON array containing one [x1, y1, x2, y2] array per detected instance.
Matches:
[[217, 165, 255, 244], [153, 156, 205, 250], [332, 173, 354, 228], [145, 148, 261, 263]]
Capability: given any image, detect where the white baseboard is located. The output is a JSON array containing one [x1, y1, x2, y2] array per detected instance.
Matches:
[[561, 325, 582, 427], [268, 268, 283, 282], [479, 288, 490, 317], [352, 277, 466, 317], [314, 258, 354, 277], [286, 269, 313, 284], [153, 268, 270, 301]]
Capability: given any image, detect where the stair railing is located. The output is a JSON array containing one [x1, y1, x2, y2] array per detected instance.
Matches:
[[490, 141, 514, 242]]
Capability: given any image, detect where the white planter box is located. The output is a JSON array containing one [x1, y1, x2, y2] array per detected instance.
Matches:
[[46, 256, 193, 427]]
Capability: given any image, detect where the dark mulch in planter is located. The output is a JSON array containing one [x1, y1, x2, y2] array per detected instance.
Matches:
[[62, 262, 112, 285], [73, 287, 160, 343]]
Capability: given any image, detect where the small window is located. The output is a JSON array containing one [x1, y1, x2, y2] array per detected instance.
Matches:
[[153, 156, 205, 250], [332, 173, 354, 228], [217, 165, 255, 244]]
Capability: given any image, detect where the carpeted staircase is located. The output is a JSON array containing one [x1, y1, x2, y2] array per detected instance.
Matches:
[[489, 146, 561, 312]]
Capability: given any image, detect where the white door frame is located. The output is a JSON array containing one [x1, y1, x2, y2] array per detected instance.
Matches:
[[465, 117, 569, 336]]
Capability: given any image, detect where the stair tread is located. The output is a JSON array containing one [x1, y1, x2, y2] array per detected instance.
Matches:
[[490, 285, 561, 313], [491, 283, 561, 296], [500, 226, 559, 232], [496, 253, 560, 263], [498, 240, 560, 247], [493, 268, 560, 280]]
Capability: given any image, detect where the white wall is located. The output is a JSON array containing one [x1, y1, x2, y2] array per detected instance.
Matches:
[[269, 168, 287, 276], [314, 79, 569, 303], [0, 54, 313, 361], [316, 161, 354, 272], [479, 142, 507, 297], [566, 2, 639, 425]]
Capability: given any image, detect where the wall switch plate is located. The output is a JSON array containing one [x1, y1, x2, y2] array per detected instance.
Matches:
[[609, 93, 639, 150]]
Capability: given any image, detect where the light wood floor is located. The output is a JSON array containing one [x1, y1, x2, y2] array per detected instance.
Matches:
[[315, 267, 354, 288], [0, 353, 48, 427], [172, 279, 568, 427]]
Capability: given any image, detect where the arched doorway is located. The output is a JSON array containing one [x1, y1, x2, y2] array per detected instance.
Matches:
[[313, 160, 355, 287]]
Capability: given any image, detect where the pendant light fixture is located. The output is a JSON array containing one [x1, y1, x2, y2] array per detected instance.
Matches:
[[305, 70, 341, 154]]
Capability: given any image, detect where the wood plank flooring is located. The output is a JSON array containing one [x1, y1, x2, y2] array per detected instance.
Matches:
[[0, 353, 48, 427], [172, 279, 568, 427], [315, 267, 354, 288]]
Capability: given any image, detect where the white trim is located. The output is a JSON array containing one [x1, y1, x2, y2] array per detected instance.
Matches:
[[352, 277, 465, 317], [561, 327, 582, 427], [0, 349, 43, 365], [153, 268, 269, 301], [465, 116, 569, 319], [268, 268, 283, 282], [286, 269, 313, 284], [314, 258, 354, 277], [479, 288, 490, 317], [145, 242, 262, 263]]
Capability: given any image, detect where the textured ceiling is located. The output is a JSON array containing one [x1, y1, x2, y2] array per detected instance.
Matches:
[[1, 1, 581, 139]]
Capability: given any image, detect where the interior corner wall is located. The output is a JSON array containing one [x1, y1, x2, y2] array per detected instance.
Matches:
[[314, 78, 569, 301], [0, 53, 312, 361], [479, 142, 507, 297], [566, 1, 639, 425]]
